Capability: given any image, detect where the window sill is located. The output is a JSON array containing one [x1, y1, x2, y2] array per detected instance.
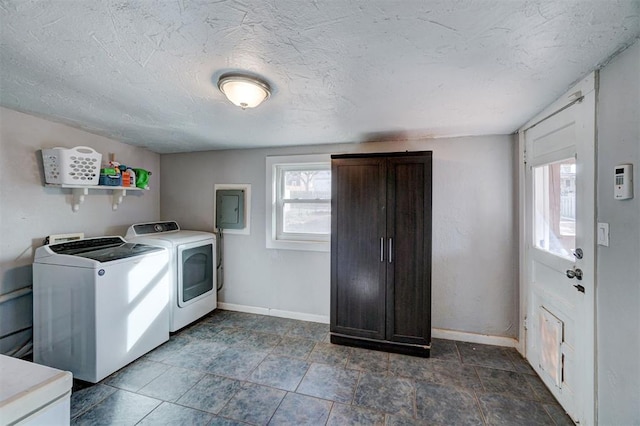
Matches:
[[266, 239, 330, 252]]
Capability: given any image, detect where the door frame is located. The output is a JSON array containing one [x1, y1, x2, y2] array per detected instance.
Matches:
[[517, 72, 597, 425]]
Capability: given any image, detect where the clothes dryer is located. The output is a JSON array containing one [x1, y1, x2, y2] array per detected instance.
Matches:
[[126, 221, 217, 332]]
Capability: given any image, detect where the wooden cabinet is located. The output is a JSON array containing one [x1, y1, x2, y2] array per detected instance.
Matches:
[[330, 151, 432, 357]]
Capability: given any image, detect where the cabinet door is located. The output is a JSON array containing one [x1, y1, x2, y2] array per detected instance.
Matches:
[[331, 157, 387, 340], [386, 154, 432, 345]]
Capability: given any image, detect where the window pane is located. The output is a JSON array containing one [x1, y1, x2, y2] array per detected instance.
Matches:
[[283, 170, 331, 200], [283, 202, 331, 234], [533, 158, 576, 259]]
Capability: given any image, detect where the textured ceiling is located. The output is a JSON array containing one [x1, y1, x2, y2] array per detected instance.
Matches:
[[1, 1, 639, 153]]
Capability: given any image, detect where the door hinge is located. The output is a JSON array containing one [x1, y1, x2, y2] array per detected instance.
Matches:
[[523, 316, 528, 331]]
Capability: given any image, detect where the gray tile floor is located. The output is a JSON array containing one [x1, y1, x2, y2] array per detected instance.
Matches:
[[70, 310, 574, 425]]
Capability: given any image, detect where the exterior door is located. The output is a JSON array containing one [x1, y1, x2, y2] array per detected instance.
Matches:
[[521, 74, 596, 425]]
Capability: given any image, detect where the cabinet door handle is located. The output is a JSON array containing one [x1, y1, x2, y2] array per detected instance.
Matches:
[[388, 238, 393, 263], [380, 237, 384, 262]]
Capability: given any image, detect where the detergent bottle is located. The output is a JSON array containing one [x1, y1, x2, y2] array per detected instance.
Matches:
[[133, 168, 151, 189], [119, 165, 129, 187], [126, 168, 136, 187]]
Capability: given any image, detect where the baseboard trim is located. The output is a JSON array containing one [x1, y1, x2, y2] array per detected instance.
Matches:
[[432, 328, 518, 348], [217, 302, 329, 324], [216, 303, 517, 346]]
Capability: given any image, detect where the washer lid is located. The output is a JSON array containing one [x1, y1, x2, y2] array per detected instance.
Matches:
[[49, 237, 164, 262]]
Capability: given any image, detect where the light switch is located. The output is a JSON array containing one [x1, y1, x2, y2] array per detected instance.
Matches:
[[597, 222, 609, 247]]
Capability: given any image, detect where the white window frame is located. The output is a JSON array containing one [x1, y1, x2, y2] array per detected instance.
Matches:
[[266, 154, 331, 252]]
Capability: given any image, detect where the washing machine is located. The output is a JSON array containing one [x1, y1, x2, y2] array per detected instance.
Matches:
[[126, 221, 217, 332], [32, 236, 169, 383]]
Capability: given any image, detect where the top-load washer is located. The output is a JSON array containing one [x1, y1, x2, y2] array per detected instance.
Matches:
[[126, 221, 217, 332], [32, 236, 169, 383]]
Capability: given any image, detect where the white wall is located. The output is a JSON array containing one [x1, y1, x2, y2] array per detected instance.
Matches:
[[0, 107, 161, 354], [161, 135, 518, 338], [596, 40, 640, 425]]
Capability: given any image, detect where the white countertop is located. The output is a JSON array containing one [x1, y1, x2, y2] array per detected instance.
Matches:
[[0, 354, 73, 424]]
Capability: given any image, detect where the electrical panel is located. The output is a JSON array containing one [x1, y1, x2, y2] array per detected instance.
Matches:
[[216, 189, 245, 229]]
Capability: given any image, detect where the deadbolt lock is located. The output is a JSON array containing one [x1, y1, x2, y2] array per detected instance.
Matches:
[[573, 248, 583, 259], [566, 266, 586, 293]]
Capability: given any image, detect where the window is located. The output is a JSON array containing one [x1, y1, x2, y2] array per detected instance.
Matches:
[[533, 157, 576, 259], [266, 154, 331, 251]]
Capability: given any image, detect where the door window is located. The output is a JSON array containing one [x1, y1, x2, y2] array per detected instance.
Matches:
[[533, 158, 576, 259]]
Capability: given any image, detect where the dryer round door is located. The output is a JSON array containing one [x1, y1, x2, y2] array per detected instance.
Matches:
[[176, 239, 215, 307]]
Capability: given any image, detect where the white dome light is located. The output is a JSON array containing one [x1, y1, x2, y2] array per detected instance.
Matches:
[[217, 73, 271, 109]]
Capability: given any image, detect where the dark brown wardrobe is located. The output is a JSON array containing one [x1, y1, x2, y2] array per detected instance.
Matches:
[[330, 151, 432, 357]]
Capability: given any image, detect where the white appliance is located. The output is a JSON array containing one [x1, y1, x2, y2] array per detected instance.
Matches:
[[33, 236, 169, 383], [126, 221, 217, 332], [0, 354, 72, 425]]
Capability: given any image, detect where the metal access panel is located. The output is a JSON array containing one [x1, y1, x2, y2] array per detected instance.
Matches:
[[539, 306, 564, 388], [216, 189, 245, 229]]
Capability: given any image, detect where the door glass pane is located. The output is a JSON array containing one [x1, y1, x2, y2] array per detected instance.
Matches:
[[182, 244, 213, 302], [533, 158, 576, 259]]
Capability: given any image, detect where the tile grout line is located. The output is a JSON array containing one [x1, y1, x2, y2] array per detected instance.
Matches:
[[323, 401, 335, 426], [70, 384, 118, 420], [292, 358, 313, 394], [265, 390, 288, 425], [411, 374, 418, 420], [349, 369, 362, 406], [133, 399, 164, 425], [472, 387, 490, 426]]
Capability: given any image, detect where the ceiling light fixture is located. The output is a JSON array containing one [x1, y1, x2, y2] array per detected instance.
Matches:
[[217, 73, 271, 109]]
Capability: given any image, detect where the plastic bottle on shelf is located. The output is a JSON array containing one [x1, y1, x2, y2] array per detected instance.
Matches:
[[120, 169, 127, 187], [126, 168, 136, 187], [118, 165, 128, 187], [122, 171, 130, 187], [133, 169, 151, 189]]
